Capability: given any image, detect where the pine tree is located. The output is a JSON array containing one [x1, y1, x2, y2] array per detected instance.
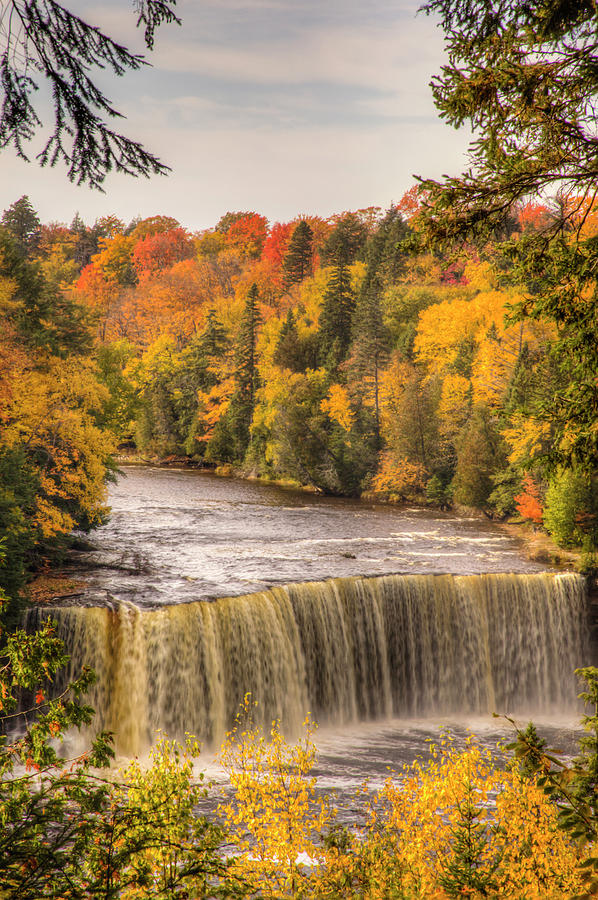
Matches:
[[1, 195, 41, 254], [69, 212, 99, 269], [317, 213, 373, 371], [274, 310, 319, 373], [199, 308, 227, 369], [349, 209, 405, 446], [318, 263, 355, 372], [508, 667, 598, 891], [185, 308, 229, 395], [282, 220, 313, 289], [321, 213, 368, 267], [231, 283, 261, 452], [377, 206, 409, 285], [274, 310, 300, 369], [350, 286, 388, 449], [0, 227, 91, 356], [438, 780, 500, 897]]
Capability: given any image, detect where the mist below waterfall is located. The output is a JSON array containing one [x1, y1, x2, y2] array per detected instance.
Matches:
[[30, 572, 589, 756]]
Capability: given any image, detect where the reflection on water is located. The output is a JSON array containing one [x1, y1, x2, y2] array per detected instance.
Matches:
[[78, 466, 549, 608]]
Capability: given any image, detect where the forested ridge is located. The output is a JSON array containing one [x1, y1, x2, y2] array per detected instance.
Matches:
[[1, 189, 596, 613]]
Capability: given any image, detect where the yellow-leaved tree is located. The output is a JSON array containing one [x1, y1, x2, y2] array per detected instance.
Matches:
[[219, 696, 333, 898], [114, 735, 233, 899], [320, 737, 583, 899], [1, 355, 114, 538]]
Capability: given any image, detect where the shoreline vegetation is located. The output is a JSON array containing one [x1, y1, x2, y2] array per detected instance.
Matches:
[[1, 191, 597, 618]]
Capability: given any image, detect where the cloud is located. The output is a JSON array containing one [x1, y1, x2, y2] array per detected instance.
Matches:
[[153, 17, 442, 90], [0, 0, 469, 232], [79, 0, 445, 130]]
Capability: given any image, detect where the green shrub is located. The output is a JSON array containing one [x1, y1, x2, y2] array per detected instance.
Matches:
[[543, 468, 590, 547]]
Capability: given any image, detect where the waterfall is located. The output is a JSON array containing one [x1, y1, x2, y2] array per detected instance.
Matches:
[[29, 572, 590, 756]]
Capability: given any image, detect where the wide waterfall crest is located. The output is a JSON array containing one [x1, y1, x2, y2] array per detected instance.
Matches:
[[32, 572, 588, 756]]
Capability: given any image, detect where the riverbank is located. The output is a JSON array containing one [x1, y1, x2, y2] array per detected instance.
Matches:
[[495, 521, 581, 570], [28, 572, 87, 605]]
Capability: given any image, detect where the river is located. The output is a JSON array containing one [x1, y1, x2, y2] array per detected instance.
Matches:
[[41, 466, 592, 807], [77, 465, 549, 607]]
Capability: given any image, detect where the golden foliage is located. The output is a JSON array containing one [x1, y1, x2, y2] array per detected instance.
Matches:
[[371, 452, 427, 497], [1, 355, 113, 537], [503, 413, 553, 466], [219, 696, 333, 898], [320, 736, 583, 899], [437, 373, 472, 440], [321, 384, 354, 432]]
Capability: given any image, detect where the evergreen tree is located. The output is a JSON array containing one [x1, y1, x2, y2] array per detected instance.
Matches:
[[179, 316, 229, 455], [1, 195, 41, 254], [282, 220, 313, 289], [349, 209, 405, 446], [451, 405, 505, 508], [274, 310, 319, 373], [69, 212, 99, 269], [509, 667, 598, 889], [438, 780, 500, 897], [318, 213, 372, 370], [374, 206, 410, 286], [274, 310, 300, 369], [0, 1, 178, 188], [350, 284, 389, 449], [0, 228, 91, 356], [198, 308, 228, 382], [230, 283, 261, 453], [321, 213, 368, 267], [318, 263, 355, 372]]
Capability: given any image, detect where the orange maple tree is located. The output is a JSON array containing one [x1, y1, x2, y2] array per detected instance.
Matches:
[[224, 213, 269, 259], [514, 474, 543, 524], [132, 228, 195, 276], [261, 222, 293, 274]]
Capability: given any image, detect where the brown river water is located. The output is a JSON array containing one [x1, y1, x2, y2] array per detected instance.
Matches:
[[76, 465, 550, 607], [33, 466, 593, 813]]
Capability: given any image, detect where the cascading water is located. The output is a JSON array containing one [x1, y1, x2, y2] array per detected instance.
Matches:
[[29, 571, 589, 756]]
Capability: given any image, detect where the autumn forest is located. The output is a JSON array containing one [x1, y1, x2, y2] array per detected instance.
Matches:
[[1, 0, 598, 894], [1, 188, 596, 619]]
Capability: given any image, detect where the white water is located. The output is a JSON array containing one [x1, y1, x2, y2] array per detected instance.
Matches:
[[34, 571, 589, 757]]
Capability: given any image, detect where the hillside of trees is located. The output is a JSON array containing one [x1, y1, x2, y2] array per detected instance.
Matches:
[[1, 190, 597, 612]]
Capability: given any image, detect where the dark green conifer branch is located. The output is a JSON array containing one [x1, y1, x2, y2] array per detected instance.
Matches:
[[0, 1, 180, 189]]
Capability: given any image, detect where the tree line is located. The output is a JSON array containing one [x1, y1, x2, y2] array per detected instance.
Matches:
[[2, 181, 596, 616]]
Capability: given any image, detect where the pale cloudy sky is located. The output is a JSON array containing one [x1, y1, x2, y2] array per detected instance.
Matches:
[[0, 0, 472, 231]]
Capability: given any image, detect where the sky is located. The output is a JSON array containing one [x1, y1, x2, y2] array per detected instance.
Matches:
[[0, 0, 472, 232]]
